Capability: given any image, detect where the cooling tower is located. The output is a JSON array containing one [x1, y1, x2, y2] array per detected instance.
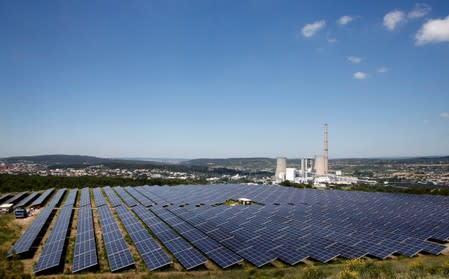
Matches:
[[275, 157, 287, 180], [314, 155, 325, 176]]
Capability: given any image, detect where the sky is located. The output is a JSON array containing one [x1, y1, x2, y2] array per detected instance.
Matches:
[[1, 0, 449, 159]]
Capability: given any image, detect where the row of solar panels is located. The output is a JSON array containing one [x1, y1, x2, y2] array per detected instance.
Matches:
[[8, 185, 449, 274], [10, 186, 247, 273], [145, 184, 449, 242], [8, 189, 66, 257], [139, 185, 448, 263], [0, 188, 56, 210]]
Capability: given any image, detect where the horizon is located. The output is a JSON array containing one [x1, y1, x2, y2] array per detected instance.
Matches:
[[1, 153, 449, 161], [1, 1, 449, 158]]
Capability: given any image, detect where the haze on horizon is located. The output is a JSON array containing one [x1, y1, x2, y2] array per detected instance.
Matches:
[[1, 1, 449, 159]]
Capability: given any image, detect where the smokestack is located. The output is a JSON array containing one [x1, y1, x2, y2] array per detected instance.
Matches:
[[324, 123, 328, 175]]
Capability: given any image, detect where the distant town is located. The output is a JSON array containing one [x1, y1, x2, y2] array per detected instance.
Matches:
[[1, 155, 448, 188]]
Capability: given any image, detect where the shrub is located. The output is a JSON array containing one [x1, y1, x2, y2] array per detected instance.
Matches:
[[346, 258, 365, 272], [408, 259, 424, 279], [302, 266, 325, 279], [441, 260, 449, 276], [338, 267, 359, 279]]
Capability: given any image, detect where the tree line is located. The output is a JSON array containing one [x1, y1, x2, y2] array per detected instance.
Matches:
[[0, 174, 207, 193]]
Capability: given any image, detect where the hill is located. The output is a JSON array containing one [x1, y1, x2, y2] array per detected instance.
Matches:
[[1, 154, 162, 167], [182, 157, 304, 171]]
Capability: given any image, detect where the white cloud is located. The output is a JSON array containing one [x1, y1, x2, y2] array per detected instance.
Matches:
[[302, 20, 326, 37], [347, 56, 362, 64], [440, 112, 449, 119], [353, 71, 367, 80], [327, 37, 337, 43], [338, 16, 353, 25], [408, 3, 431, 19], [415, 15, 449, 45], [384, 10, 406, 30], [377, 67, 390, 73]]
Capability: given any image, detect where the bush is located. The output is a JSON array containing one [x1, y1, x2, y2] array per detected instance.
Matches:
[[302, 266, 325, 279], [338, 267, 359, 279], [408, 259, 424, 279]]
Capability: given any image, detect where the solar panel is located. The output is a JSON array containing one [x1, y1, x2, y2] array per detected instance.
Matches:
[[113, 186, 137, 207], [31, 188, 55, 208], [15, 191, 40, 208], [146, 206, 243, 269], [205, 247, 244, 269], [102, 186, 123, 207], [131, 205, 207, 270], [5, 192, 28, 205], [174, 248, 208, 270], [79, 188, 91, 207], [13, 184, 449, 271], [72, 188, 98, 273], [64, 189, 78, 207], [92, 188, 107, 207], [96, 197, 134, 272], [8, 189, 66, 258], [0, 193, 11, 203], [124, 186, 154, 207], [34, 202, 74, 273], [114, 205, 171, 270]]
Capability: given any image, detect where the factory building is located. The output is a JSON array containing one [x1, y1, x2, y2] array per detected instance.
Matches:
[[285, 168, 297, 181], [273, 123, 356, 186]]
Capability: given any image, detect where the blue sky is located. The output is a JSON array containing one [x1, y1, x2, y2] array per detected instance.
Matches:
[[1, 1, 449, 158]]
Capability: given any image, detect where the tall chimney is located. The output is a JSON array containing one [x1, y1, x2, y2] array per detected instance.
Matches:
[[324, 123, 328, 175]]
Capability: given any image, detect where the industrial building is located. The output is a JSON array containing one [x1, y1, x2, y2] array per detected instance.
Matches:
[[274, 123, 357, 186]]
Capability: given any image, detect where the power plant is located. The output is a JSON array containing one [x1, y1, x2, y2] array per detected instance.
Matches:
[[274, 157, 287, 181], [274, 123, 356, 186]]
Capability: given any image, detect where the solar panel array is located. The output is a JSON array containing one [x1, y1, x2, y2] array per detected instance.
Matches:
[[5, 191, 28, 205], [102, 187, 172, 270], [34, 189, 77, 273], [115, 205, 172, 270], [139, 184, 449, 264], [131, 204, 207, 270], [113, 186, 137, 207], [102, 186, 123, 207], [31, 188, 55, 208], [8, 188, 66, 257], [9, 184, 449, 274], [15, 191, 40, 208], [0, 193, 11, 203], [95, 188, 135, 272], [93, 187, 107, 207], [72, 188, 98, 273], [125, 186, 154, 207], [130, 187, 243, 268]]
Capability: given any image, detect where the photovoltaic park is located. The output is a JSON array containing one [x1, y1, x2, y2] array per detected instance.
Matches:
[[5, 184, 449, 275]]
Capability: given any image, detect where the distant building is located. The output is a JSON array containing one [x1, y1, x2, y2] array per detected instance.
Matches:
[[285, 168, 296, 181], [275, 157, 287, 182], [0, 203, 14, 214], [314, 155, 326, 176]]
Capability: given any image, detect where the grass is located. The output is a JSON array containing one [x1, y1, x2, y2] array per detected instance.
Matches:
[[0, 214, 29, 279]]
